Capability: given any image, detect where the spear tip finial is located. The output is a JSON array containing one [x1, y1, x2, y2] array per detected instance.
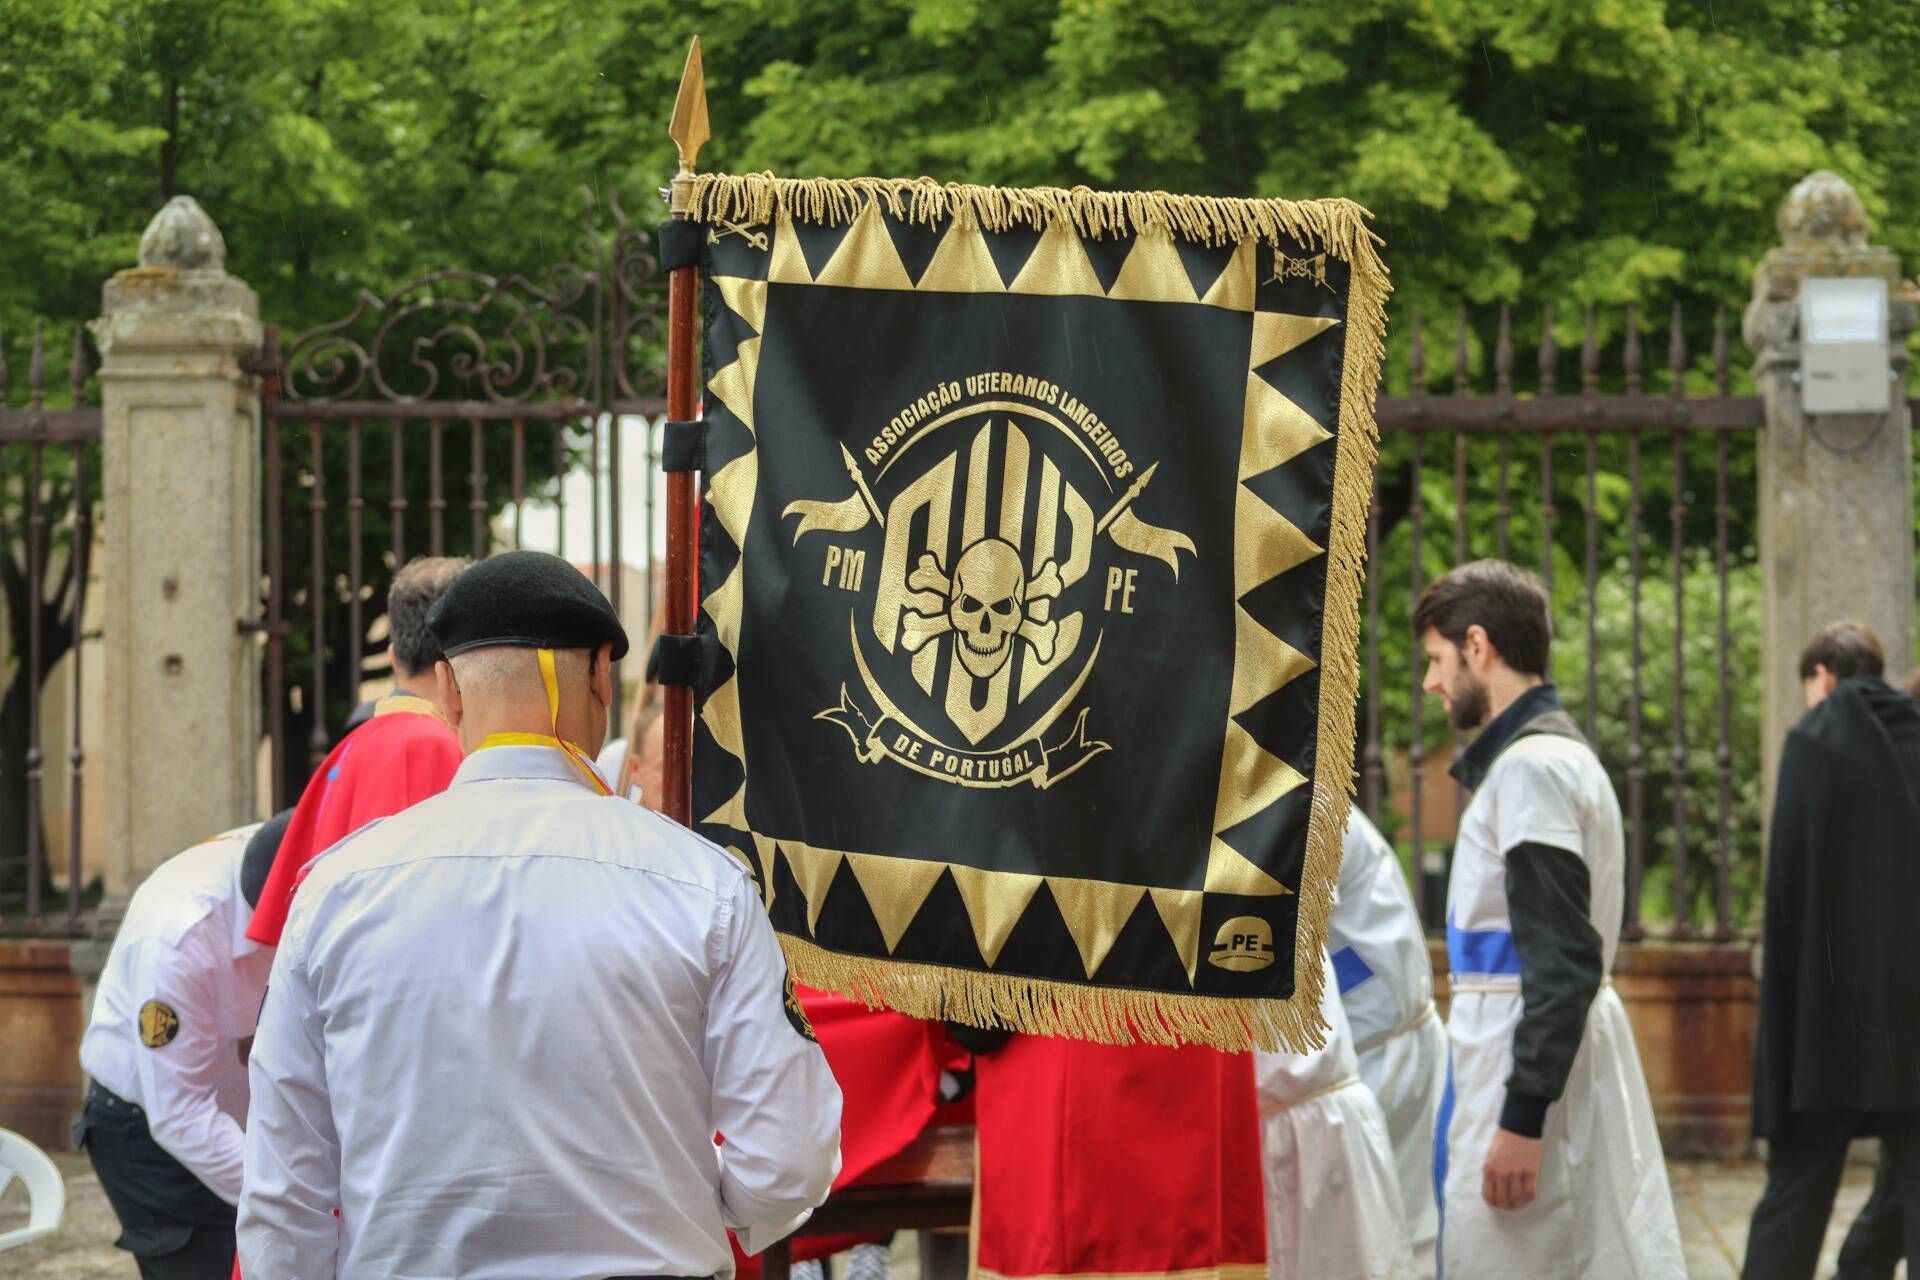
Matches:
[[668, 36, 710, 179]]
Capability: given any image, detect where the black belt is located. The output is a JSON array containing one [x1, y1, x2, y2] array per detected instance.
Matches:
[[86, 1079, 146, 1116]]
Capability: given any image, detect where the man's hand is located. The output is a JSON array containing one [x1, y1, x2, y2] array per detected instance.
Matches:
[[1483, 1127, 1543, 1210]]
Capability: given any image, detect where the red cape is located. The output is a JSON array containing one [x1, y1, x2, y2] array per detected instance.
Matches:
[[246, 696, 462, 947], [973, 1037, 1267, 1280], [233, 698, 461, 1280], [731, 988, 945, 1276]]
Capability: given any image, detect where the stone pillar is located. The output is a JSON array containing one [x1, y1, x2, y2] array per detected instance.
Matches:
[[1745, 172, 1916, 810], [92, 197, 262, 903]]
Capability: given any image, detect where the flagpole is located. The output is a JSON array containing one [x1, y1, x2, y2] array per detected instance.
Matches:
[[662, 37, 708, 828]]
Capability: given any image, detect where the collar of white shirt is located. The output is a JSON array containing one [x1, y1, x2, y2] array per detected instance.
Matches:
[[450, 742, 598, 789]]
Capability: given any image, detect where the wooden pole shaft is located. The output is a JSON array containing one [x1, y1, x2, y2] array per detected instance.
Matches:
[[662, 255, 698, 827]]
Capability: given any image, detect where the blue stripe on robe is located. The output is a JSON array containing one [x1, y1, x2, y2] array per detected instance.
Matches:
[[1446, 923, 1523, 978], [1330, 944, 1376, 994]]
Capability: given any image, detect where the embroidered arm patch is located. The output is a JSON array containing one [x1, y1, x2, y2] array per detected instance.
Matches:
[[139, 999, 180, 1048], [783, 972, 817, 1042]]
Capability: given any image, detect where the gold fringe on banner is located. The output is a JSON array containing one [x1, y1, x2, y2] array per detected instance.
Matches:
[[780, 934, 1325, 1056], [696, 171, 1389, 1054], [687, 173, 1385, 266], [1286, 206, 1390, 1056]]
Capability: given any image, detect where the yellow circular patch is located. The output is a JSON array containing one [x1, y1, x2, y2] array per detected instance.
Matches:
[[783, 973, 817, 1043], [139, 1000, 180, 1049]]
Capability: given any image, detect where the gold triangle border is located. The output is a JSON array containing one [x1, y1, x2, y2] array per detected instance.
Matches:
[[745, 836, 1284, 999], [695, 296, 764, 838], [692, 174, 1384, 317]]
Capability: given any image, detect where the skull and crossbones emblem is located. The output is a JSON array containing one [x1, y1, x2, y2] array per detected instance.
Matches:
[[900, 537, 1063, 679]]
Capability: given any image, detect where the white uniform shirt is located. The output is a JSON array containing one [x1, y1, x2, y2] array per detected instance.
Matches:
[[80, 824, 273, 1205], [594, 735, 633, 797], [238, 745, 844, 1280]]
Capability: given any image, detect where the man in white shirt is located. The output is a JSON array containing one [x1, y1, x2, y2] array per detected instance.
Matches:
[[1327, 808, 1446, 1259], [239, 550, 844, 1280], [76, 812, 289, 1278]]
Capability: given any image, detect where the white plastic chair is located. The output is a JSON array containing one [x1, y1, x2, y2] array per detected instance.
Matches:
[[0, 1128, 64, 1252]]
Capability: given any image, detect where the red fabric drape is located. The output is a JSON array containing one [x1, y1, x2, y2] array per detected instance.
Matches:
[[246, 701, 462, 948], [730, 988, 945, 1276], [972, 1037, 1267, 1280]]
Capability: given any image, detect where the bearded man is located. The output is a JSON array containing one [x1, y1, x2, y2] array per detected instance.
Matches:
[[1414, 560, 1683, 1278]]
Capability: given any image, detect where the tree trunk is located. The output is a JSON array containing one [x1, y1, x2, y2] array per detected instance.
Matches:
[[0, 673, 34, 907], [0, 534, 79, 913]]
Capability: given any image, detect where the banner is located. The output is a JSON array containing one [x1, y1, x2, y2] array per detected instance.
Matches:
[[688, 174, 1387, 1052]]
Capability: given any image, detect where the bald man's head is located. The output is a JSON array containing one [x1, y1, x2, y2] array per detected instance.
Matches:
[[447, 645, 591, 697], [437, 643, 612, 756]]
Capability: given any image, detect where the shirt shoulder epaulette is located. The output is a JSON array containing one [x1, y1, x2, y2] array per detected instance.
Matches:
[[138, 829, 251, 948]]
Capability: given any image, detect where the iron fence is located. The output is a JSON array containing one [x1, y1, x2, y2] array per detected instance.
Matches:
[[258, 276, 1775, 939], [0, 286, 1789, 944], [1363, 302, 1764, 940], [0, 323, 99, 936], [257, 197, 667, 807]]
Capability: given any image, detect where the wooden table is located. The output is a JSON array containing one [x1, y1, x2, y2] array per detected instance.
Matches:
[[760, 1125, 973, 1280]]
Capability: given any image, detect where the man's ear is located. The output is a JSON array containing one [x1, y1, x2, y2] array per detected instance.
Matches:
[[435, 660, 462, 726], [592, 643, 615, 708], [1462, 623, 1491, 672]]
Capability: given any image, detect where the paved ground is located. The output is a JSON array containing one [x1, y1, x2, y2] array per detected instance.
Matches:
[[1, 1154, 1906, 1279]]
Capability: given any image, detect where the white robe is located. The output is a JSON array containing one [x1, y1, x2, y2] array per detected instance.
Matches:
[[1438, 734, 1684, 1278], [1257, 951, 1414, 1280], [1330, 809, 1447, 1249]]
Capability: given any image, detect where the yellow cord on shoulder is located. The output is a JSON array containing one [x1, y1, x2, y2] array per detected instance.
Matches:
[[476, 648, 612, 795]]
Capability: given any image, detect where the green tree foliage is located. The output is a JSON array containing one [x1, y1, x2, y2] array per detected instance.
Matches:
[[2, 0, 1912, 919], [5, 0, 1918, 358]]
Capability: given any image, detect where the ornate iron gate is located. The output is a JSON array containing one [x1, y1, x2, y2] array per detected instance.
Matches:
[[256, 198, 668, 809]]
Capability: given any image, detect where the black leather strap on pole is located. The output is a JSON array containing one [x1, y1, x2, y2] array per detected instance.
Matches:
[[658, 220, 704, 272], [647, 633, 705, 688], [661, 420, 707, 474]]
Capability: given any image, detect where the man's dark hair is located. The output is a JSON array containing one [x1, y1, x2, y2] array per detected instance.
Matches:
[[1411, 559, 1553, 678], [241, 809, 294, 909], [389, 556, 471, 677], [1798, 620, 1884, 682]]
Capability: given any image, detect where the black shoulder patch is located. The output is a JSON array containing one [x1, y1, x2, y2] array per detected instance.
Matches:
[[783, 971, 817, 1042]]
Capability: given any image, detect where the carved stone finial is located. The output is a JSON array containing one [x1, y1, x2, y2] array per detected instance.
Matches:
[[138, 196, 227, 272], [1777, 171, 1870, 248]]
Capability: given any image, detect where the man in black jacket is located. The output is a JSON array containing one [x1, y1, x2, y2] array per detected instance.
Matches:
[[1744, 621, 1920, 1279]]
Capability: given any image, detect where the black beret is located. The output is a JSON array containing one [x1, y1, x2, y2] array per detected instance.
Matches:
[[425, 550, 629, 662], [241, 809, 294, 910]]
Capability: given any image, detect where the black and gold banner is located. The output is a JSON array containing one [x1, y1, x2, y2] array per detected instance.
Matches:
[[689, 175, 1387, 1052]]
